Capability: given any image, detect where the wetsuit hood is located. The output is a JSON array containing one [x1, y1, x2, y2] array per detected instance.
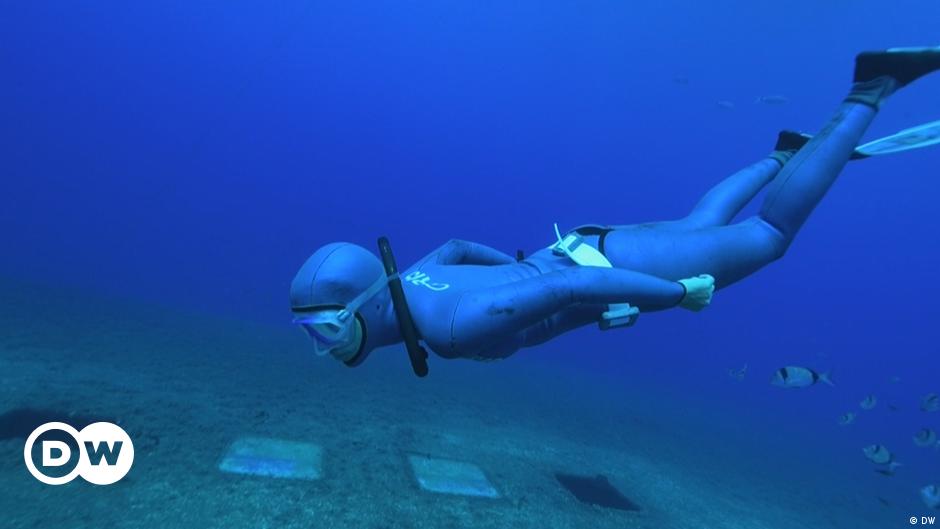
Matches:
[[290, 242, 390, 367]]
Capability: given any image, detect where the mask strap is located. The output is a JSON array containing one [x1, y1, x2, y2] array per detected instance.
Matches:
[[341, 271, 393, 319]]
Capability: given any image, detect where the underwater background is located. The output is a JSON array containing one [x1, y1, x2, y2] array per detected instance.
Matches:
[[2, 1, 940, 527]]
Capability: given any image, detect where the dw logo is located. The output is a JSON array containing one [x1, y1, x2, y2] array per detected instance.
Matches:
[[23, 422, 134, 485]]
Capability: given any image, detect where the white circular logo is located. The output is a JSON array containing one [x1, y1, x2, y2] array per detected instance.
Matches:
[[23, 421, 135, 485]]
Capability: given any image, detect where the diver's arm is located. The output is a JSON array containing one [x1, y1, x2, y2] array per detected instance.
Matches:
[[446, 266, 707, 356], [557, 266, 687, 311], [434, 239, 517, 265]]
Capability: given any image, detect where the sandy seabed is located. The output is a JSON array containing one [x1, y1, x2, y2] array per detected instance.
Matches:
[[0, 279, 907, 529]]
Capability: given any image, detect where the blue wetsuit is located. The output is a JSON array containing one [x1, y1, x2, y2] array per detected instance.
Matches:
[[292, 48, 940, 371], [398, 102, 878, 361]]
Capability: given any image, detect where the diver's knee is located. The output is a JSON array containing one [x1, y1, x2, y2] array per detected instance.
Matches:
[[753, 218, 790, 261], [677, 212, 714, 230]]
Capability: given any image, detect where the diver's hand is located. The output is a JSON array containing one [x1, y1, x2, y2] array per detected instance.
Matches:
[[678, 274, 715, 311]]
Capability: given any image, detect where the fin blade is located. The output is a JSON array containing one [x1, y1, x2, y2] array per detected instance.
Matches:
[[856, 119, 940, 156]]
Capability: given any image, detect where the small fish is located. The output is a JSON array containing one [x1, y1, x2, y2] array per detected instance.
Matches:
[[923, 484, 940, 509], [755, 95, 789, 105], [922, 393, 940, 412], [728, 364, 747, 381], [888, 403, 900, 412], [860, 394, 878, 411], [863, 444, 901, 475], [838, 412, 856, 426], [877, 496, 891, 508], [672, 76, 690, 85], [716, 100, 735, 110], [914, 428, 939, 448], [771, 366, 833, 388], [889, 375, 901, 384]]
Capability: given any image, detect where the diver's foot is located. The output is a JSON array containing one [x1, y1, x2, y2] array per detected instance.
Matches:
[[854, 47, 940, 87], [769, 130, 812, 166], [774, 130, 812, 152]]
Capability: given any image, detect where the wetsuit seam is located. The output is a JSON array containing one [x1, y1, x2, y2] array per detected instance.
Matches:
[[449, 293, 465, 357]]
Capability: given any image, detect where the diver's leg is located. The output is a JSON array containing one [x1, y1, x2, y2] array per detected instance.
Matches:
[[682, 158, 782, 228], [758, 102, 880, 241], [693, 94, 879, 287], [681, 131, 815, 229], [762, 47, 940, 241], [694, 48, 940, 287], [680, 219, 789, 288]]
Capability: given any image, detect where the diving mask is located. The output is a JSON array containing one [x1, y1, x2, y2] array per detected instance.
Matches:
[[292, 270, 390, 357]]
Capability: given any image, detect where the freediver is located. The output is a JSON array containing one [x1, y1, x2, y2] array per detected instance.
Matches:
[[290, 47, 940, 377]]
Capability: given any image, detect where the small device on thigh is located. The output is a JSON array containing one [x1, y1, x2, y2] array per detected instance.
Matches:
[[549, 223, 639, 330]]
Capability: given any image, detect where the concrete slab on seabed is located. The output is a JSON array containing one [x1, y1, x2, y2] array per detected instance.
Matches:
[[408, 454, 499, 498], [219, 437, 322, 480]]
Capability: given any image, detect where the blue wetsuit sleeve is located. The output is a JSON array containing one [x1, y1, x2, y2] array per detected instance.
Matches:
[[550, 266, 685, 311], [434, 239, 517, 265], [447, 266, 685, 356]]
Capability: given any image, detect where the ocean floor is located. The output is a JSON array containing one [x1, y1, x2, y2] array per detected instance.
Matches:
[[0, 278, 912, 528]]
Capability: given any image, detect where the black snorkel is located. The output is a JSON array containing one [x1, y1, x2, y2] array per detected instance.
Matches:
[[377, 236, 430, 377]]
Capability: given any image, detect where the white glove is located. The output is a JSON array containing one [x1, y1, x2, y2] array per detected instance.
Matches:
[[678, 274, 715, 312]]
